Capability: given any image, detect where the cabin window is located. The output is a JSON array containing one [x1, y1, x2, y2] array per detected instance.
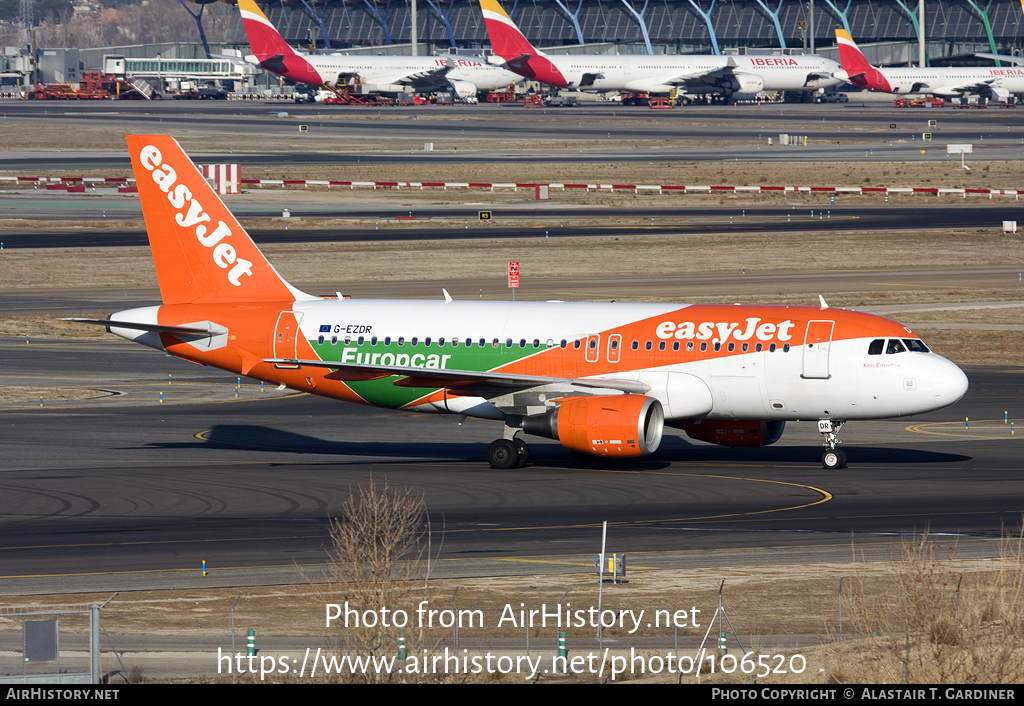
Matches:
[[479, 338, 486, 347], [589, 339, 597, 350], [686, 342, 693, 351], [317, 335, 325, 345], [868, 339, 884, 355], [438, 338, 445, 347], [344, 336, 352, 345], [727, 342, 735, 352], [713, 342, 721, 352], [385, 336, 392, 346], [903, 338, 929, 353], [610, 339, 619, 351], [700, 342, 707, 352], [645, 341, 652, 351], [631, 340, 639, 350], [560, 340, 567, 349], [574, 340, 581, 349], [534, 339, 541, 348], [357, 336, 364, 345], [886, 339, 907, 354], [755, 343, 762, 352], [659, 341, 666, 351], [397, 337, 405, 346], [492, 339, 500, 348], [519, 339, 526, 348], [672, 342, 679, 351], [783, 343, 791, 352], [741, 343, 748, 352], [769, 343, 776, 352], [371, 336, 378, 345], [410, 337, 418, 346], [331, 335, 338, 345], [423, 337, 431, 347]]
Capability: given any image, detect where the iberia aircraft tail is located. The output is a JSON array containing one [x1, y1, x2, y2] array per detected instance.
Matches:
[[237, 0, 325, 86], [126, 135, 310, 305], [479, 0, 541, 59], [835, 29, 875, 76], [478, 0, 568, 87], [238, 0, 296, 61]]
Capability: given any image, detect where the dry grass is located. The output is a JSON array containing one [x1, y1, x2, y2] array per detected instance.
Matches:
[[6, 544, 1024, 683]]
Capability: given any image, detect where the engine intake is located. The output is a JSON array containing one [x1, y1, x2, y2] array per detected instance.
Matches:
[[523, 394, 664, 458]]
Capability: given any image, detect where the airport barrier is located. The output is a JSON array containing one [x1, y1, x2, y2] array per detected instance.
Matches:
[[1, 175, 1020, 198]]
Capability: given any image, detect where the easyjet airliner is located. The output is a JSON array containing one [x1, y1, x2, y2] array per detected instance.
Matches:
[[478, 0, 841, 99], [237, 0, 519, 101], [835, 29, 1024, 103], [70, 136, 968, 470]]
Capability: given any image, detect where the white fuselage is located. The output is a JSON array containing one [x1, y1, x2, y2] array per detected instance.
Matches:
[[307, 55, 521, 93], [522, 54, 842, 94], [112, 299, 968, 424]]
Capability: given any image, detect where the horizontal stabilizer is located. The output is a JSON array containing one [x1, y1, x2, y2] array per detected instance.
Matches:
[[63, 318, 226, 336]]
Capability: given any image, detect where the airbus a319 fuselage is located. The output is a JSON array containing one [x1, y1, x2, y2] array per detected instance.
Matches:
[[74, 136, 969, 471]]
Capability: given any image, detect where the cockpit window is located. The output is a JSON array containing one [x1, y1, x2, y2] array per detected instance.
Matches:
[[886, 339, 907, 354], [868, 339, 884, 355], [903, 338, 929, 353]]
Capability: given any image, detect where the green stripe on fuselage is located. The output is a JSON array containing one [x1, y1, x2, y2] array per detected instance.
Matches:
[[310, 339, 540, 408]]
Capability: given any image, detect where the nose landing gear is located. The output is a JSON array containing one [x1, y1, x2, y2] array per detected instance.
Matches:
[[818, 418, 847, 469]]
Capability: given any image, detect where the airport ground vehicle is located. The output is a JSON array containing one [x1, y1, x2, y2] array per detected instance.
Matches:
[[70, 136, 969, 470]]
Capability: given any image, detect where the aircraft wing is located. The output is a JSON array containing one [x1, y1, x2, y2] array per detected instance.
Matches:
[[265, 357, 650, 396], [385, 59, 457, 89], [659, 64, 735, 88], [975, 53, 1024, 65]]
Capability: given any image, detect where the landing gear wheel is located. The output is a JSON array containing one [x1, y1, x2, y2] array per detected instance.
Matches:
[[488, 439, 518, 469], [513, 438, 530, 468], [822, 448, 847, 470]]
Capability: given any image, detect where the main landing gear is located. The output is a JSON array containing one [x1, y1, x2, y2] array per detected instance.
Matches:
[[488, 436, 530, 469], [818, 418, 847, 469]]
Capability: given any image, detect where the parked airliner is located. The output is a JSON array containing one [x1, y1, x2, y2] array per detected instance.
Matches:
[[478, 0, 841, 99], [237, 0, 519, 101], [69, 136, 968, 470], [835, 29, 1024, 103]]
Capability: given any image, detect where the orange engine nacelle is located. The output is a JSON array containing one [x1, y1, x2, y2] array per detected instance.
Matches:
[[522, 395, 664, 458], [678, 419, 786, 447]]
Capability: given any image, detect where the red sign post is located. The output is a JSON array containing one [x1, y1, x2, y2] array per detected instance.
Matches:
[[508, 261, 519, 300]]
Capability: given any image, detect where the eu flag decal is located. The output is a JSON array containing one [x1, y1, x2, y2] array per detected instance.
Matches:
[[319, 324, 331, 333]]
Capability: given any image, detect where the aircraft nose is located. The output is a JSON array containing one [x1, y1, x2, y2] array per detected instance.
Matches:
[[932, 358, 969, 407]]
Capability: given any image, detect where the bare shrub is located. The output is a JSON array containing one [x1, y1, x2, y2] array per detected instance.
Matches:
[[316, 477, 426, 683], [830, 530, 1024, 683]]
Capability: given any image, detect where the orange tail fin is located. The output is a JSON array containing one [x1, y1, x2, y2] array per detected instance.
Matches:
[[126, 135, 309, 305]]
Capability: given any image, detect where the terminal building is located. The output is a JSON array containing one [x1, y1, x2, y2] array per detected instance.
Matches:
[[210, 0, 1024, 63], [3, 0, 1022, 91]]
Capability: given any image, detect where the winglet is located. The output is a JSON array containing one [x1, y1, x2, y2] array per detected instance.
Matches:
[[443, 288, 454, 302], [819, 295, 829, 310]]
